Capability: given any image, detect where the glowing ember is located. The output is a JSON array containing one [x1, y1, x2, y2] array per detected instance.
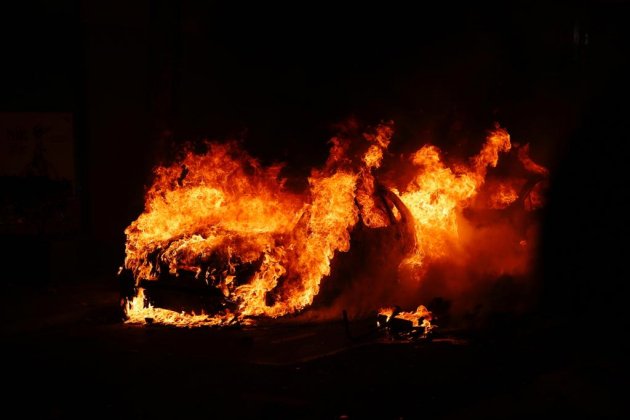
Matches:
[[121, 122, 548, 327], [377, 305, 435, 337]]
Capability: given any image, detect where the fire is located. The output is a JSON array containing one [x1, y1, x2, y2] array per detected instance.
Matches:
[[377, 305, 435, 336], [397, 127, 512, 266], [122, 122, 548, 327], [236, 169, 359, 317], [489, 183, 520, 209], [125, 288, 239, 326]]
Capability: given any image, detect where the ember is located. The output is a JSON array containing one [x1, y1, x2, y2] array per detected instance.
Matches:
[[377, 305, 436, 340], [120, 122, 548, 327]]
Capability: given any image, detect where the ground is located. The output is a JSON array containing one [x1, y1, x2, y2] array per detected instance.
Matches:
[[1, 277, 626, 419]]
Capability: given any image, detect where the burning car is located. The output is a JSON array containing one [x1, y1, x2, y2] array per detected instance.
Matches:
[[119, 122, 547, 327]]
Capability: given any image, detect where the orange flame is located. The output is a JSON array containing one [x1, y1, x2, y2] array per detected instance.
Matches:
[[489, 182, 520, 209], [378, 305, 435, 335], [125, 288, 240, 327], [123, 123, 548, 326], [124, 124, 391, 325], [397, 127, 512, 266]]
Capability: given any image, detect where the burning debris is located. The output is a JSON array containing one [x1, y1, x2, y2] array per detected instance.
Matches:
[[377, 305, 436, 340], [119, 121, 548, 327]]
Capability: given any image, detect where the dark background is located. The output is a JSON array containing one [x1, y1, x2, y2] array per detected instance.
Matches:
[[1, 1, 629, 418]]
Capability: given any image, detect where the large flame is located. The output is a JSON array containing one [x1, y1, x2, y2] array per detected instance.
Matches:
[[123, 123, 547, 326], [398, 127, 511, 267]]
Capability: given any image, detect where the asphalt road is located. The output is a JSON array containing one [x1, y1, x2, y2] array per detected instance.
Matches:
[[1, 280, 626, 419]]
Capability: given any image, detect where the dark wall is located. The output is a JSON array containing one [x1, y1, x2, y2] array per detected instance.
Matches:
[[0, 2, 79, 112], [82, 1, 151, 262], [539, 3, 630, 328], [0, 1, 81, 284]]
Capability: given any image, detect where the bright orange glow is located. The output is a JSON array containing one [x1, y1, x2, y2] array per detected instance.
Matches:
[[397, 127, 512, 266], [122, 123, 548, 327], [378, 305, 435, 335], [489, 183, 520, 209], [357, 124, 393, 228], [378, 307, 395, 321], [124, 125, 390, 325], [125, 288, 240, 327]]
